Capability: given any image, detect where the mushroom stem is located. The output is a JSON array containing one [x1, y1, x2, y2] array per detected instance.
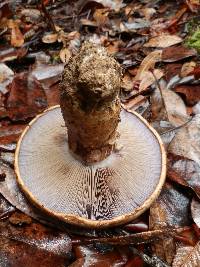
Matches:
[[60, 42, 122, 164]]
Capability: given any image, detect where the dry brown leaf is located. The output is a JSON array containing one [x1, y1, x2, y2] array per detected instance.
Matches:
[[174, 84, 200, 106], [181, 62, 196, 78], [42, 33, 58, 44], [59, 48, 71, 63], [139, 69, 163, 91], [172, 242, 200, 267], [135, 50, 162, 80], [144, 35, 182, 48], [5, 72, 47, 121], [106, 40, 121, 55], [93, 8, 109, 26], [8, 20, 24, 47], [162, 46, 197, 63], [151, 82, 188, 126]]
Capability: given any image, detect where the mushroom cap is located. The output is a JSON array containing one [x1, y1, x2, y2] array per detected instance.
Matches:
[[15, 106, 166, 228]]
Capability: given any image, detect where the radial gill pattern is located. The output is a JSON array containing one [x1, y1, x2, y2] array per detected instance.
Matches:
[[17, 107, 162, 221]]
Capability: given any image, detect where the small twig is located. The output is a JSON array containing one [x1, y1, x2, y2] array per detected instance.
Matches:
[[72, 227, 190, 246], [161, 116, 193, 136], [150, 69, 170, 122], [130, 247, 170, 267], [86, 9, 91, 20], [40, 0, 57, 33]]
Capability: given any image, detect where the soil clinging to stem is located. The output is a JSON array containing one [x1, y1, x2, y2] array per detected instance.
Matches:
[[60, 42, 122, 164]]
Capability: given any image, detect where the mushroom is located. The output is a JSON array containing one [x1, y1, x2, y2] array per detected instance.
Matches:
[[15, 42, 166, 228]]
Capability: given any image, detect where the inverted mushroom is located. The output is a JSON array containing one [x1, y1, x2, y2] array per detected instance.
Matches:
[[15, 42, 166, 228]]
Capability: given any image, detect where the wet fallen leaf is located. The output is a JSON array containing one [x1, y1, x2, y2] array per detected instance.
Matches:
[[172, 241, 200, 267], [191, 198, 200, 228], [73, 245, 128, 267], [0, 219, 72, 267], [59, 47, 71, 63], [150, 182, 191, 265], [174, 84, 200, 106], [167, 153, 200, 199], [144, 35, 182, 48], [5, 72, 47, 121], [162, 46, 197, 63]]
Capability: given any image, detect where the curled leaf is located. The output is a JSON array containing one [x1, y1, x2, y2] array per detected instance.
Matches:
[[135, 50, 162, 80], [42, 33, 58, 44], [59, 48, 71, 63], [144, 35, 182, 48]]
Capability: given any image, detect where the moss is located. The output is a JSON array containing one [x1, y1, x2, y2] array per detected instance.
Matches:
[[185, 18, 200, 52], [186, 29, 200, 51]]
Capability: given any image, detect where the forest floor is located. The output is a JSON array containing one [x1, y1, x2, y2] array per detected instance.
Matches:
[[0, 0, 200, 266]]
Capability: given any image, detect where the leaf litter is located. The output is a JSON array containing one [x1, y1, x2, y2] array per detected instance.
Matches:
[[1, 0, 200, 266]]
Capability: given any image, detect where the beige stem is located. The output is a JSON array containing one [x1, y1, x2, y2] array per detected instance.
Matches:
[[60, 42, 122, 164]]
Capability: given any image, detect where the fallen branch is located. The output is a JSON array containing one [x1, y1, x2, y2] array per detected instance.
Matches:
[[72, 227, 190, 246]]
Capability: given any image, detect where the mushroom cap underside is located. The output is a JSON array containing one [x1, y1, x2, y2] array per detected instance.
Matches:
[[15, 106, 166, 228]]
